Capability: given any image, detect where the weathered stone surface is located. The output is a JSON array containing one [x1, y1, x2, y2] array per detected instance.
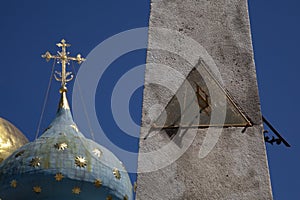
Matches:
[[136, 0, 273, 199]]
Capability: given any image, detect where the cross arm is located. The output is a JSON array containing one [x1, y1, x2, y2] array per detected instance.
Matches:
[[67, 54, 86, 64], [41, 51, 60, 62]]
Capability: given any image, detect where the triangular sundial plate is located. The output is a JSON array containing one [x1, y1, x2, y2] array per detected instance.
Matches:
[[153, 62, 251, 129]]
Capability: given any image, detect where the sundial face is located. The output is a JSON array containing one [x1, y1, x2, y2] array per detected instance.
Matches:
[[153, 63, 251, 129]]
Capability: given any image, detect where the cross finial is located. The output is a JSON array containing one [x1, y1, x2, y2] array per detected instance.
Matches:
[[41, 39, 85, 93]]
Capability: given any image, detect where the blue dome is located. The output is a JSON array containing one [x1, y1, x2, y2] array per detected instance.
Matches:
[[0, 92, 133, 200]]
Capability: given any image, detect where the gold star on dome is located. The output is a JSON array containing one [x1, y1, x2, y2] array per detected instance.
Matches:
[[10, 180, 17, 188], [33, 186, 42, 193], [124, 195, 128, 200], [54, 142, 68, 151], [113, 168, 121, 180], [94, 179, 102, 188], [55, 173, 64, 181], [30, 157, 41, 168], [106, 195, 112, 200], [70, 124, 79, 132], [92, 148, 102, 158], [75, 156, 87, 168], [72, 186, 81, 194]]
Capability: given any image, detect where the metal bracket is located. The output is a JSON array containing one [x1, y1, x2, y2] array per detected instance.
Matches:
[[263, 115, 290, 147]]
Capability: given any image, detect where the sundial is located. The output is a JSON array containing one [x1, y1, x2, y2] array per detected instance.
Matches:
[[152, 61, 251, 129]]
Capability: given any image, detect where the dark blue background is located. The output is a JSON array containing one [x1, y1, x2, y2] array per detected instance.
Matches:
[[248, 1, 300, 199], [0, 1, 298, 199]]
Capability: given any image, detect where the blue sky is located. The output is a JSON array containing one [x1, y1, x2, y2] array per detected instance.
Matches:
[[0, 0, 299, 199], [248, 1, 300, 199]]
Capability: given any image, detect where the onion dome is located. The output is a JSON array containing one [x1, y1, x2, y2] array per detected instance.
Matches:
[[0, 118, 28, 163], [0, 39, 133, 200]]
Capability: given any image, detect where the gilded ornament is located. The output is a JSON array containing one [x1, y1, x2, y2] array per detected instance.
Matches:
[[94, 179, 102, 188], [106, 195, 112, 200], [55, 173, 64, 181], [92, 148, 102, 158], [33, 186, 42, 193], [0, 118, 28, 163], [10, 180, 17, 188], [72, 186, 81, 194], [30, 157, 41, 168], [70, 124, 79, 132], [54, 142, 68, 151], [41, 39, 85, 91], [113, 168, 121, 180], [75, 156, 87, 168]]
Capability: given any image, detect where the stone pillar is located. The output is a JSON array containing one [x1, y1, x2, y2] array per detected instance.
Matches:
[[136, 0, 273, 199]]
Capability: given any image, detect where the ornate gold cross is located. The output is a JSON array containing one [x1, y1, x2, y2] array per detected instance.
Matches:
[[41, 39, 85, 92]]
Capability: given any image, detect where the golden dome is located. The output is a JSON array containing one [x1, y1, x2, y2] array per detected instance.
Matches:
[[0, 117, 28, 163]]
